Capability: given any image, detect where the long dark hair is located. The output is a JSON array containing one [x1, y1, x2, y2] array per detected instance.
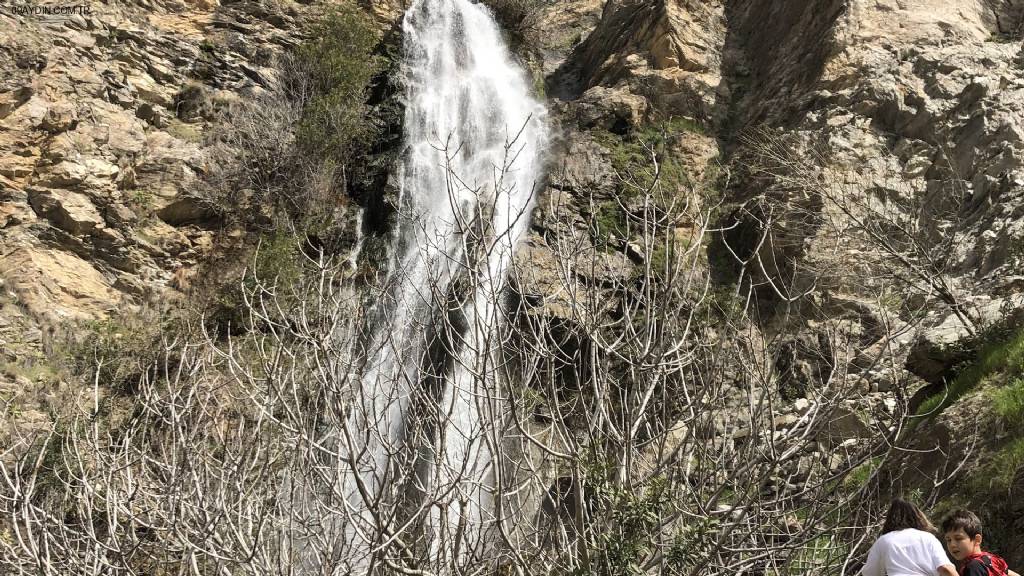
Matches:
[[881, 498, 936, 534]]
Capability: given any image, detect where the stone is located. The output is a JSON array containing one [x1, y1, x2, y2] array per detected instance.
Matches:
[[40, 103, 78, 133], [575, 86, 648, 131], [27, 187, 105, 235], [155, 195, 216, 226], [907, 296, 1024, 383], [127, 71, 173, 108], [817, 406, 871, 448], [0, 248, 119, 321]]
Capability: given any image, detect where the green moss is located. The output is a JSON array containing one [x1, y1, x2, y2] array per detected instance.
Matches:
[[592, 201, 629, 247], [591, 117, 700, 204]]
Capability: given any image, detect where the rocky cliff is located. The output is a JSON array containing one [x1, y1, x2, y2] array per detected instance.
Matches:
[[0, 0, 332, 444], [522, 0, 1024, 564], [2, 0, 1024, 568]]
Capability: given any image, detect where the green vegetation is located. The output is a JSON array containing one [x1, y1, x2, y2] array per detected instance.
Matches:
[[206, 231, 308, 338], [916, 326, 1024, 418], [649, 241, 675, 276], [992, 376, 1024, 428], [664, 516, 719, 573], [66, 309, 182, 396], [974, 437, 1024, 495], [779, 535, 849, 576], [592, 475, 671, 575], [843, 456, 883, 490], [592, 116, 701, 204], [293, 4, 382, 164], [592, 200, 629, 247], [130, 188, 154, 210]]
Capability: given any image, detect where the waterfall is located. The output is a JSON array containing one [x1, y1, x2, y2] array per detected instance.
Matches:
[[336, 0, 548, 568]]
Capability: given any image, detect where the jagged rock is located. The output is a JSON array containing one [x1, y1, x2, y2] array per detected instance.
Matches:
[[156, 196, 216, 226], [40, 102, 78, 133], [907, 296, 1024, 382], [575, 86, 648, 131], [27, 187, 105, 235], [0, 247, 119, 321], [558, 0, 724, 119], [817, 406, 871, 448]]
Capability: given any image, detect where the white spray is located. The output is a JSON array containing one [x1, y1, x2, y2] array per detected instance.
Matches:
[[338, 0, 547, 568]]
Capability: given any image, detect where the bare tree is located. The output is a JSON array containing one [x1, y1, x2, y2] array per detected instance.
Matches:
[[0, 127, 958, 576]]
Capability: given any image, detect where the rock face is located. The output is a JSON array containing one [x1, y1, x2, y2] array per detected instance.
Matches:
[[528, 0, 1023, 554], [0, 0, 319, 448], [0, 0, 1021, 557], [0, 0, 315, 325]]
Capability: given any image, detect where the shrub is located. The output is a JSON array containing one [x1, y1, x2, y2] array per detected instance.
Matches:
[[64, 307, 183, 396], [593, 200, 629, 247], [291, 4, 382, 163], [205, 231, 308, 339]]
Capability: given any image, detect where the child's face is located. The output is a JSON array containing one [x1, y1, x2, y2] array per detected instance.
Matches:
[[944, 528, 982, 561]]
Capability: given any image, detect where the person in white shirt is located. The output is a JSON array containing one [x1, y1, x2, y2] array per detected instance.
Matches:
[[861, 498, 958, 576]]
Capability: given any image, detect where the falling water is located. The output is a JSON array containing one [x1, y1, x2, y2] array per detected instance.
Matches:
[[348, 207, 365, 269], [339, 0, 547, 567]]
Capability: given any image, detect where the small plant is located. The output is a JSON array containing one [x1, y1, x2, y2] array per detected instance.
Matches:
[[199, 38, 220, 53], [130, 188, 154, 209], [592, 201, 629, 247], [992, 377, 1024, 429]]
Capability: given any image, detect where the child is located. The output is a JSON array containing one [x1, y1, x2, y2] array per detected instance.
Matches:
[[941, 509, 1021, 576]]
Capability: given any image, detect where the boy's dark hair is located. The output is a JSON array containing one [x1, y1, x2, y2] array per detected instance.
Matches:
[[942, 509, 983, 538], [882, 498, 936, 534]]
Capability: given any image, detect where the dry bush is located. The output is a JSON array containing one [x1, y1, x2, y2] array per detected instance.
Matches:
[[0, 134, 954, 576]]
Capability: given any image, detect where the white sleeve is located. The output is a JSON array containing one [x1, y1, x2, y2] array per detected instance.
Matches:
[[925, 533, 952, 569], [861, 539, 884, 576]]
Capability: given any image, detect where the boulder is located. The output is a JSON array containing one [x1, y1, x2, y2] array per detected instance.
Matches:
[[0, 247, 119, 321], [27, 187, 105, 235]]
